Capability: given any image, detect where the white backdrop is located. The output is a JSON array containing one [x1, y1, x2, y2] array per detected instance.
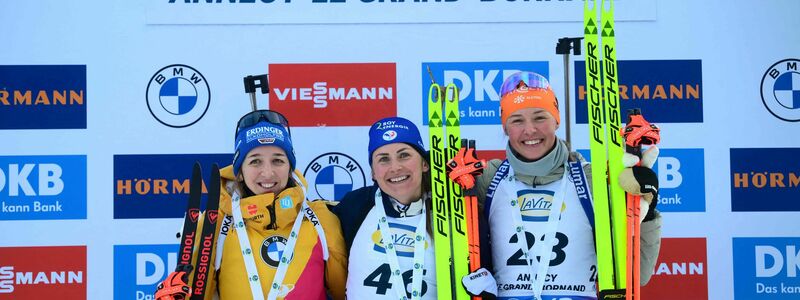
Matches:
[[1, 0, 799, 299]]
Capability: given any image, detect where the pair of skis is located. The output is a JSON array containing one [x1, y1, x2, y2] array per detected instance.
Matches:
[[428, 83, 482, 300], [584, 1, 657, 299], [156, 163, 221, 300]]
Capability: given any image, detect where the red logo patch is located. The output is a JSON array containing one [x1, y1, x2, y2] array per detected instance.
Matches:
[[247, 204, 258, 216], [269, 63, 397, 126], [641, 237, 708, 300], [207, 210, 219, 224], [189, 208, 200, 222], [0, 246, 86, 299]]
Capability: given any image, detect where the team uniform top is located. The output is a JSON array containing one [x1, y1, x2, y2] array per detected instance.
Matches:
[[474, 140, 663, 300], [190, 165, 347, 300], [334, 185, 437, 299]]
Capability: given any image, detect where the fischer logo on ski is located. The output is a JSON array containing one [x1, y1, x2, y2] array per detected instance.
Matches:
[[428, 80, 471, 300]]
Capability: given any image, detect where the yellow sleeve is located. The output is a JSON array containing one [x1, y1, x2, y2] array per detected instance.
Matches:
[[311, 201, 348, 300]]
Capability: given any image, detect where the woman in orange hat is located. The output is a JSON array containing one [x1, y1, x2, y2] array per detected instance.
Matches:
[[468, 72, 663, 300]]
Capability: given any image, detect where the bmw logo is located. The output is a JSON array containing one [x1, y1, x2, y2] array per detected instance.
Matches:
[[761, 59, 800, 122], [146, 64, 211, 127], [303, 152, 366, 202]]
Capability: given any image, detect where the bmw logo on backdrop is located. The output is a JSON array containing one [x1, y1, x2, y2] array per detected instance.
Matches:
[[146, 64, 211, 127], [303, 152, 366, 202], [761, 58, 800, 122]]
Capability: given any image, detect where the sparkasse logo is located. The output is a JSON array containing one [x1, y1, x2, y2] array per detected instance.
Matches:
[[0, 246, 86, 299], [269, 63, 396, 127]]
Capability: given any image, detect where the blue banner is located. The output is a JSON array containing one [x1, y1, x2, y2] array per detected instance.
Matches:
[[0, 65, 87, 129], [731, 148, 800, 212], [733, 237, 800, 299], [422, 61, 549, 125], [574, 60, 703, 124], [113, 154, 231, 219], [0, 155, 87, 220], [113, 244, 178, 300]]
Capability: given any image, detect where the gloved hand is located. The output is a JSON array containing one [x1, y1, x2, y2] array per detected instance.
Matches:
[[447, 139, 486, 190], [618, 145, 659, 223], [461, 267, 497, 299], [155, 265, 192, 300]]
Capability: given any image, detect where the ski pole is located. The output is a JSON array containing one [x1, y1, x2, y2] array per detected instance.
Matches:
[[243, 74, 270, 111], [621, 108, 661, 300], [555, 37, 583, 147]]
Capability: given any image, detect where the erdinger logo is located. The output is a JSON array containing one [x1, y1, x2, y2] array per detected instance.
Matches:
[[146, 64, 210, 128], [761, 59, 800, 121], [261, 236, 292, 268], [383, 130, 397, 141], [516, 189, 554, 222], [303, 153, 366, 202], [371, 223, 428, 257]]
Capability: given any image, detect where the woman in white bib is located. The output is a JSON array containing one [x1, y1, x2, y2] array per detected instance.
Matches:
[[333, 117, 438, 300], [470, 72, 664, 300]]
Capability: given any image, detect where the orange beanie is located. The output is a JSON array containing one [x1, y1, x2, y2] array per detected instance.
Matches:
[[499, 72, 560, 125]]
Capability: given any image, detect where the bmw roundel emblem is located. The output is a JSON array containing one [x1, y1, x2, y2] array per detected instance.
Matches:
[[146, 64, 211, 128]]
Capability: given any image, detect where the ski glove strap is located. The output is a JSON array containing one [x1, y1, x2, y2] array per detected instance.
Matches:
[[461, 267, 498, 299]]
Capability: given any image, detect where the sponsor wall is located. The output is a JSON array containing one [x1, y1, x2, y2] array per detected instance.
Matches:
[[1, 0, 799, 299]]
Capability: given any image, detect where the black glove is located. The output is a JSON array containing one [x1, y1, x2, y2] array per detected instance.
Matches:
[[619, 146, 659, 222]]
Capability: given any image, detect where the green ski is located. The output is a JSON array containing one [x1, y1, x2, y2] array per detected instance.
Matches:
[[428, 82, 470, 300], [584, 0, 627, 298]]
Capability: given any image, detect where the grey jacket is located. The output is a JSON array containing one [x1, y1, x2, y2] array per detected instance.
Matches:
[[474, 140, 662, 285]]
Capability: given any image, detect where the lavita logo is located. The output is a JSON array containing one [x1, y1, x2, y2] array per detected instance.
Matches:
[[0, 156, 87, 220], [114, 244, 178, 300], [422, 61, 549, 125], [733, 237, 800, 299]]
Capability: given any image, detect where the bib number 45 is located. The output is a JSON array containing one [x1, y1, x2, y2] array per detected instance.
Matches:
[[363, 263, 429, 298]]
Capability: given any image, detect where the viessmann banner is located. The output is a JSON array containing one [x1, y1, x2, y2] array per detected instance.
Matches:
[[147, 0, 655, 24]]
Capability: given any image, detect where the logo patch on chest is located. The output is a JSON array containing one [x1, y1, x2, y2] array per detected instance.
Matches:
[[261, 235, 293, 268], [516, 189, 557, 222]]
